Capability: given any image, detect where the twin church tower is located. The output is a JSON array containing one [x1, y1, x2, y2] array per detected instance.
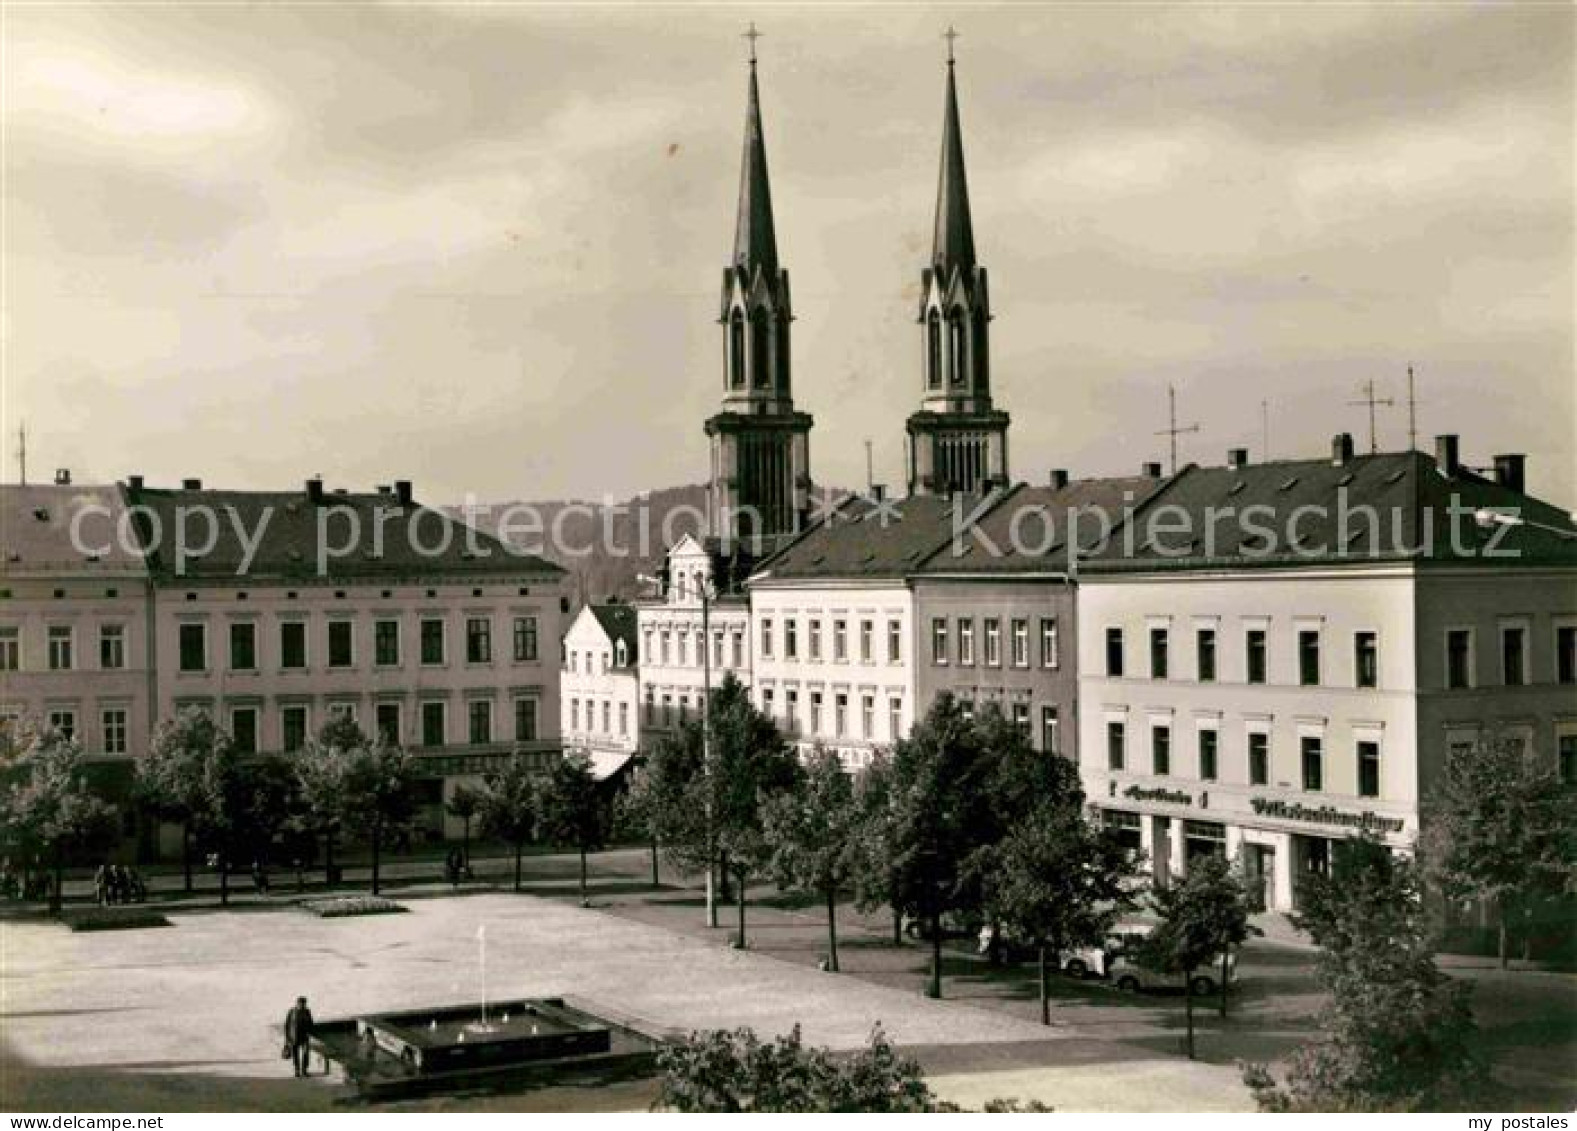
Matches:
[[704, 43, 1011, 548]]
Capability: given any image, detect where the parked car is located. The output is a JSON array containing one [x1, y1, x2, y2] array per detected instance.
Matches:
[[904, 911, 982, 942], [1104, 927, 1237, 995]]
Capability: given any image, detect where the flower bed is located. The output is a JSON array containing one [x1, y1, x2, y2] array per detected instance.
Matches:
[[301, 896, 408, 918], [65, 907, 172, 932]]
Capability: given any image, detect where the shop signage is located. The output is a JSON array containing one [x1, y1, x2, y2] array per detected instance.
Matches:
[[1123, 784, 1194, 807], [1249, 798, 1405, 834]]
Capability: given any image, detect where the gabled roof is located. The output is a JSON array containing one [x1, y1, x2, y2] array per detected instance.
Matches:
[[0, 483, 148, 575], [125, 484, 563, 582], [748, 494, 977, 582], [1083, 450, 1577, 572], [588, 602, 639, 661]]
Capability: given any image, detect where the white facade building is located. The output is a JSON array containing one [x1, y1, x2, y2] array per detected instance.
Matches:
[[561, 602, 640, 762]]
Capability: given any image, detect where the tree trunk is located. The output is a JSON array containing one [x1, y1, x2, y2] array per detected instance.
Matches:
[[928, 909, 943, 999], [50, 844, 63, 918], [1183, 970, 1196, 1059], [649, 838, 660, 887], [1038, 944, 1051, 1026], [892, 905, 903, 946], [182, 824, 193, 894], [461, 818, 471, 871], [324, 831, 336, 888], [1498, 914, 1509, 969], [825, 887, 840, 972], [735, 866, 747, 948], [371, 818, 382, 895], [1220, 950, 1230, 1018], [514, 843, 523, 892], [578, 845, 588, 903], [219, 853, 229, 906]]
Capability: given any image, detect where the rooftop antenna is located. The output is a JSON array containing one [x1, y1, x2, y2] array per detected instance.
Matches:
[[1406, 364, 1419, 452], [864, 438, 874, 495], [1348, 378, 1394, 455], [1260, 400, 1270, 460], [15, 421, 25, 485], [1154, 384, 1200, 474]]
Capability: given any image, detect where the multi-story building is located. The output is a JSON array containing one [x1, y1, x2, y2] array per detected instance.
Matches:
[[0, 480, 155, 832], [127, 476, 566, 841], [1076, 435, 1577, 912], [635, 535, 753, 743], [561, 601, 640, 767]]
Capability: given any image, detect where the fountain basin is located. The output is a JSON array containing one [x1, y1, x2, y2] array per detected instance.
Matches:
[[358, 999, 610, 1074]]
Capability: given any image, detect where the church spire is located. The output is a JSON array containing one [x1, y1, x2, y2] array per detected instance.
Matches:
[[932, 42, 976, 274], [733, 49, 779, 277]]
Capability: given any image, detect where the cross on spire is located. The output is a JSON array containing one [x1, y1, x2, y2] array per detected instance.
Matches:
[[743, 21, 761, 64], [944, 25, 960, 64]]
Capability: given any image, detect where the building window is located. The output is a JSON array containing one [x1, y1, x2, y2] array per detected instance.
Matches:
[[809, 691, 823, 735], [1041, 707, 1060, 755], [1559, 734, 1577, 784], [1301, 736, 1323, 791], [421, 701, 446, 747], [468, 700, 492, 745], [1107, 721, 1126, 770], [926, 308, 942, 388], [1196, 628, 1216, 682], [99, 625, 126, 671], [1446, 629, 1473, 689], [643, 687, 655, 726], [957, 619, 975, 666], [861, 694, 874, 739], [1298, 630, 1321, 686], [859, 620, 873, 663], [1150, 627, 1169, 679], [1011, 701, 1030, 737], [887, 619, 902, 663], [370, 620, 398, 667], [983, 618, 1001, 667], [760, 687, 775, 720], [784, 619, 798, 660], [1501, 624, 1527, 686], [833, 619, 847, 662], [661, 693, 673, 725], [1152, 725, 1171, 775], [49, 625, 76, 671], [229, 622, 257, 671], [834, 693, 848, 737], [760, 617, 774, 660], [466, 618, 492, 664], [230, 708, 258, 755], [513, 616, 539, 662], [786, 688, 799, 733], [1357, 740, 1380, 798], [0, 626, 17, 671], [618, 701, 629, 737], [1558, 626, 1577, 685], [731, 633, 744, 669], [931, 618, 949, 665], [1011, 619, 1029, 667], [101, 708, 128, 755], [327, 621, 353, 668], [602, 700, 611, 733], [888, 696, 902, 740], [419, 619, 445, 665], [282, 706, 308, 753], [570, 698, 580, 732], [1248, 732, 1269, 786], [281, 621, 307, 669], [373, 702, 399, 746], [1040, 618, 1059, 668], [48, 709, 77, 741], [177, 624, 204, 673], [1355, 631, 1378, 688], [660, 630, 671, 665], [808, 620, 822, 662], [1105, 628, 1124, 677], [1199, 729, 1218, 781], [708, 631, 722, 670], [1245, 628, 1267, 685]]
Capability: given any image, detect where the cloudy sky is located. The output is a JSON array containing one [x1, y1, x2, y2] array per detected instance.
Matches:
[[4, 2, 1573, 504]]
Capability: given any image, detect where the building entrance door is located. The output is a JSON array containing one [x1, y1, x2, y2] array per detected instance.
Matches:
[[1245, 843, 1275, 911]]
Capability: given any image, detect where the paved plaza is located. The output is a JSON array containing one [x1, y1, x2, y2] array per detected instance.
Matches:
[[1, 889, 1252, 1112]]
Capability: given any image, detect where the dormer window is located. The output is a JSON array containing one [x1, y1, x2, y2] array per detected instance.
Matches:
[[729, 309, 746, 388], [926, 308, 942, 389], [615, 640, 627, 667]]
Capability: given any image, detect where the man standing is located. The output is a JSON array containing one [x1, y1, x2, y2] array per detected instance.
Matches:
[[284, 995, 314, 1077]]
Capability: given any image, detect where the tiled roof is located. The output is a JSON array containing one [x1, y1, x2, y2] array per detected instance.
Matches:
[[0, 484, 148, 575], [749, 494, 969, 582], [589, 602, 639, 660], [1083, 450, 1577, 571], [125, 484, 563, 582]]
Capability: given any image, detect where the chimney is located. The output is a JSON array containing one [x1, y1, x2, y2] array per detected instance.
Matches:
[[395, 480, 414, 507], [870, 484, 886, 502], [1435, 434, 1460, 476], [127, 475, 144, 493], [1049, 468, 1070, 489], [1493, 454, 1526, 494], [181, 477, 202, 490], [1227, 449, 1248, 469], [306, 477, 325, 504], [1331, 433, 1354, 467], [375, 484, 391, 495], [53, 468, 71, 486], [1143, 462, 1163, 479]]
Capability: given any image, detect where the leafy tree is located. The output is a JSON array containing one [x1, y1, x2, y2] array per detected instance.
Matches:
[[139, 707, 227, 893], [1, 725, 119, 915], [848, 751, 905, 946], [338, 739, 417, 895], [1422, 732, 1576, 966], [446, 783, 484, 871], [536, 752, 606, 903], [211, 753, 302, 900], [613, 766, 661, 886], [1246, 836, 1486, 1111], [295, 722, 357, 887], [763, 747, 862, 972], [655, 1024, 938, 1112], [479, 754, 538, 891], [1138, 853, 1258, 1058], [988, 800, 1144, 1025]]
